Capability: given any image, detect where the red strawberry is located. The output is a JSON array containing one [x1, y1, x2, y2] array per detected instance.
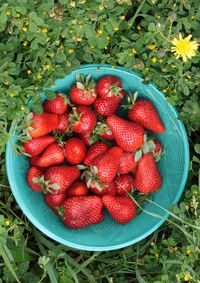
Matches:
[[69, 106, 97, 135], [23, 135, 56, 157], [118, 151, 138, 174], [127, 95, 165, 133], [44, 193, 66, 215], [85, 146, 123, 190], [79, 133, 95, 146], [97, 76, 123, 100], [90, 182, 116, 196], [66, 181, 88, 197], [63, 196, 104, 229], [93, 97, 121, 117], [83, 141, 109, 166], [27, 167, 43, 192], [107, 115, 145, 152], [70, 74, 97, 105], [102, 195, 136, 224], [57, 113, 71, 132], [65, 137, 87, 165], [43, 93, 69, 114], [133, 153, 162, 194], [114, 174, 134, 195], [94, 122, 114, 140], [37, 143, 65, 168], [29, 155, 41, 167], [44, 165, 80, 194], [26, 112, 58, 138]]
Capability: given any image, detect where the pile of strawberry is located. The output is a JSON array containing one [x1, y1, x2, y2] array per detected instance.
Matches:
[[22, 74, 165, 229]]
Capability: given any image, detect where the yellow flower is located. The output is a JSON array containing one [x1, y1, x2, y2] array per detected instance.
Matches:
[[90, 45, 95, 49], [23, 41, 28, 46], [42, 27, 48, 33], [99, 4, 104, 11], [111, 65, 116, 68], [27, 70, 32, 75], [22, 27, 27, 32], [186, 249, 191, 255], [151, 57, 157, 63], [163, 89, 167, 93], [44, 64, 51, 71], [171, 34, 198, 62], [184, 272, 190, 281], [5, 220, 10, 226], [191, 16, 195, 20], [70, 1, 76, 7], [106, 36, 110, 41], [173, 89, 177, 93], [187, 74, 191, 79], [9, 92, 15, 97], [21, 105, 25, 110], [37, 74, 42, 80], [97, 29, 103, 35], [156, 15, 160, 19], [114, 27, 119, 31], [68, 49, 74, 53], [6, 11, 11, 16], [148, 44, 156, 50], [119, 15, 125, 20]]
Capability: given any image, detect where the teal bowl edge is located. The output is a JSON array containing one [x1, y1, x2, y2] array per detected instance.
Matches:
[[5, 64, 190, 251]]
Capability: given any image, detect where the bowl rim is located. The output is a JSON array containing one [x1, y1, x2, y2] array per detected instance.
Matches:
[[6, 64, 190, 251]]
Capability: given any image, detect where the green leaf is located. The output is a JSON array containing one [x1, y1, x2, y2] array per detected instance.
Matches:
[[83, 53, 93, 63], [194, 144, 200, 154], [76, 82, 84, 89], [135, 150, 142, 162], [45, 90, 56, 100], [148, 23, 156, 31]]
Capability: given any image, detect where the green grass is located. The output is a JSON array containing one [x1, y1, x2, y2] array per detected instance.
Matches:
[[0, 0, 200, 282]]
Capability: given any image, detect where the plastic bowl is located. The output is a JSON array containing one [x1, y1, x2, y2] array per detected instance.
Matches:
[[6, 64, 189, 251]]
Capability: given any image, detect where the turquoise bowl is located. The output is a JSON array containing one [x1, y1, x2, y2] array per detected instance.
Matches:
[[6, 64, 189, 251]]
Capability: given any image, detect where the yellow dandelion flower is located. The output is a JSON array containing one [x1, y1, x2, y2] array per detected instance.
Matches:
[[171, 34, 198, 62], [151, 57, 157, 63], [42, 27, 48, 33], [148, 44, 156, 50], [184, 272, 190, 281], [68, 49, 74, 53], [97, 29, 103, 35], [22, 27, 27, 32]]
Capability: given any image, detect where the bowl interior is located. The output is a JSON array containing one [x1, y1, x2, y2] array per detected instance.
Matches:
[[6, 65, 189, 251]]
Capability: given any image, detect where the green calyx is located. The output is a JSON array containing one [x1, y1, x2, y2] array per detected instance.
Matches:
[[57, 92, 71, 106], [81, 165, 106, 192], [33, 175, 61, 194], [107, 83, 123, 98], [95, 122, 110, 136], [68, 107, 82, 125], [76, 73, 96, 95], [22, 112, 35, 140], [122, 91, 138, 109]]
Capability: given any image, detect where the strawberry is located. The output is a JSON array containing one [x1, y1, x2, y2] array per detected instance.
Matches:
[[29, 155, 41, 167], [90, 182, 116, 196], [37, 143, 65, 168], [23, 135, 56, 157], [44, 193, 66, 215], [93, 97, 121, 117], [69, 106, 97, 135], [118, 151, 138, 174], [63, 196, 104, 229], [107, 115, 145, 152], [152, 140, 163, 161], [84, 146, 123, 191], [25, 112, 59, 138], [97, 76, 123, 100], [44, 165, 80, 194], [114, 174, 134, 195], [127, 93, 165, 133], [70, 74, 97, 105], [66, 181, 88, 197], [133, 153, 162, 194], [27, 167, 43, 192], [94, 122, 114, 140], [43, 93, 69, 114], [102, 195, 136, 224], [83, 141, 109, 166], [57, 113, 71, 132], [65, 137, 86, 165], [79, 132, 97, 146]]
